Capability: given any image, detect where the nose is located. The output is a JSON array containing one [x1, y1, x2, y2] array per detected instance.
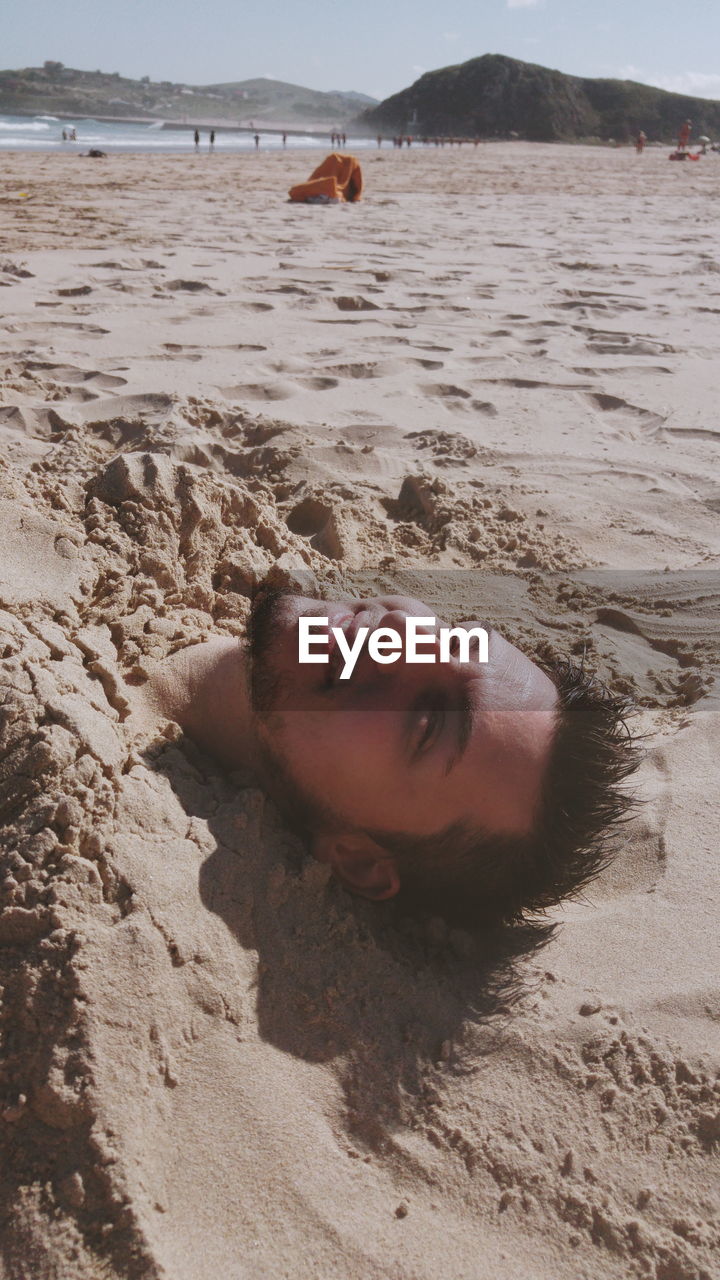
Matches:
[[371, 609, 443, 676]]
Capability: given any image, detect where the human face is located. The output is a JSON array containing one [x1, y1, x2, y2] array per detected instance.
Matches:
[[248, 593, 559, 841]]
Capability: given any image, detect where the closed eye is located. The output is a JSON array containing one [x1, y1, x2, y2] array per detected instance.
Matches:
[[411, 692, 446, 759]]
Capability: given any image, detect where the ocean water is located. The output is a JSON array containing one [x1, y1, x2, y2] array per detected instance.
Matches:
[[0, 113, 375, 153]]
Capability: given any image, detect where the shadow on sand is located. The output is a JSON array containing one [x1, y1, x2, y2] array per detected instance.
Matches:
[[149, 734, 551, 1149]]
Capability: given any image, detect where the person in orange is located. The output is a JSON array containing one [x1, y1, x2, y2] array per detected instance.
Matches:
[[678, 119, 692, 150], [289, 152, 363, 203]]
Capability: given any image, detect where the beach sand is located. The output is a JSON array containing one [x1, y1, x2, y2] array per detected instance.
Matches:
[[0, 144, 719, 1279]]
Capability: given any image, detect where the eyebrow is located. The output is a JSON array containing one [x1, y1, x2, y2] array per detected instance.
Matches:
[[444, 687, 474, 776]]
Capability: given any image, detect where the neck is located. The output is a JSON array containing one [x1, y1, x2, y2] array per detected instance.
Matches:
[[144, 636, 257, 774]]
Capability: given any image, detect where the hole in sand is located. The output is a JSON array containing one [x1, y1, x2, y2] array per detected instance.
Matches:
[[286, 497, 331, 537]]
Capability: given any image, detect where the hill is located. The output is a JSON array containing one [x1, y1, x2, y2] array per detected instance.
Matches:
[[0, 63, 377, 128], [358, 54, 720, 141]]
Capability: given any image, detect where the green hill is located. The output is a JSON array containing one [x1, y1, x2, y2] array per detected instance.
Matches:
[[358, 54, 720, 142], [0, 63, 377, 127]]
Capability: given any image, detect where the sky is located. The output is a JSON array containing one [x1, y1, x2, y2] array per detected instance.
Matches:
[[6, 0, 720, 103]]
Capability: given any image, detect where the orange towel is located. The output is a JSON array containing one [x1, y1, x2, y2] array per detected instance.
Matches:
[[289, 152, 363, 203]]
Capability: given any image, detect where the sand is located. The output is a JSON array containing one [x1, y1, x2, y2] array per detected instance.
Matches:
[[0, 143, 719, 1280]]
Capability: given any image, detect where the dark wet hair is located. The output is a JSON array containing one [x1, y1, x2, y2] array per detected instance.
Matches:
[[372, 659, 641, 927]]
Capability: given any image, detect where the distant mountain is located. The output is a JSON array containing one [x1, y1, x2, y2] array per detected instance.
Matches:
[[0, 63, 377, 127], [205, 77, 378, 123], [329, 90, 378, 105], [359, 54, 720, 141]]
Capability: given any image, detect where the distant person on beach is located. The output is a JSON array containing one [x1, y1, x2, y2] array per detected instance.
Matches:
[[636, 130, 647, 153], [209, 130, 215, 150], [146, 583, 639, 927], [678, 119, 691, 151], [377, 134, 382, 148], [61, 128, 67, 141], [282, 132, 287, 147], [254, 133, 260, 150], [194, 129, 200, 149]]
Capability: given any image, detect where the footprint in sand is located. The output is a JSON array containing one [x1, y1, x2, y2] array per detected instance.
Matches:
[[0, 260, 33, 280], [220, 383, 296, 402], [221, 374, 339, 400], [157, 344, 203, 362], [325, 362, 383, 379], [90, 258, 163, 271], [267, 283, 314, 296], [555, 294, 647, 315], [573, 364, 672, 377], [479, 376, 591, 391], [165, 279, 215, 293], [582, 330, 676, 356], [24, 362, 127, 389], [583, 392, 666, 438], [16, 320, 109, 336], [325, 358, 437, 379], [298, 376, 339, 391], [334, 296, 381, 312], [237, 301, 274, 313], [422, 382, 472, 401]]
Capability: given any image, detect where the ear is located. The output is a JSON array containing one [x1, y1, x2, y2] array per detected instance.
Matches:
[[312, 832, 400, 902]]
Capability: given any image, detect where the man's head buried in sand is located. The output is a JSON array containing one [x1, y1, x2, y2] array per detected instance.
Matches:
[[150, 583, 639, 928]]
